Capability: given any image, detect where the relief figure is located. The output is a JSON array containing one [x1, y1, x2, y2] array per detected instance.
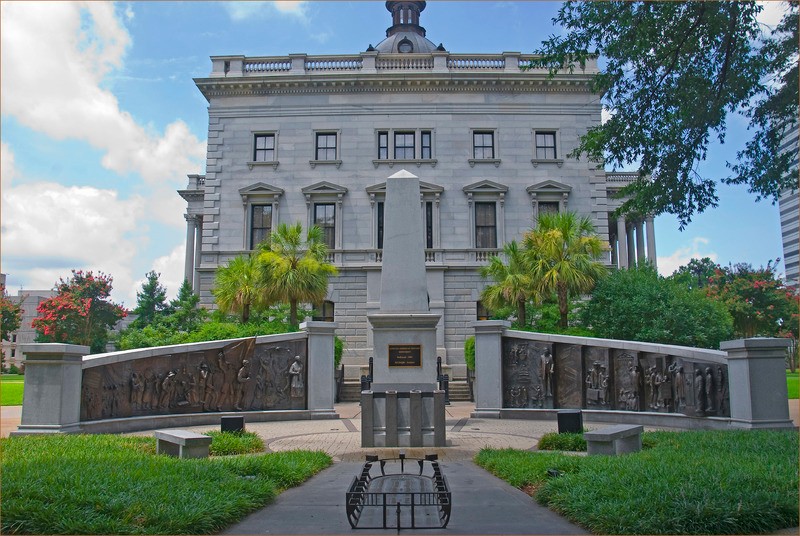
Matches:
[[234, 360, 252, 410], [288, 356, 304, 398]]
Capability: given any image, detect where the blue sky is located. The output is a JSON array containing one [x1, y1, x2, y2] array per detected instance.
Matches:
[[1, 1, 789, 306]]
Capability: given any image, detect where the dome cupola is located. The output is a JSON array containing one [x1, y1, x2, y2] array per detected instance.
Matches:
[[373, 1, 443, 54]]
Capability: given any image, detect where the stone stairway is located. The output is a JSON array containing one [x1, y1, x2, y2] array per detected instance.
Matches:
[[337, 381, 473, 403]]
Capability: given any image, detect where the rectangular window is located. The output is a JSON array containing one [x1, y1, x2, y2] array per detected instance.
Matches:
[[313, 300, 335, 322], [378, 131, 389, 159], [315, 133, 337, 161], [250, 205, 273, 249], [421, 130, 432, 159], [394, 131, 415, 159], [473, 131, 495, 159], [314, 203, 336, 249], [535, 131, 557, 159], [425, 201, 433, 249], [475, 202, 497, 249], [254, 134, 275, 162], [538, 201, 560, 215], [377, 201, 385, 249]]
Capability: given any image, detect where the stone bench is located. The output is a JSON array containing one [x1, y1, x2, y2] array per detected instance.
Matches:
[[584, 424, 643, 456], [154, 429, 212, 459]]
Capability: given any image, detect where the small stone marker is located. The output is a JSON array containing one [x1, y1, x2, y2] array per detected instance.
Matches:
[[221, 415, 245, 433], [557, 409, 583, 433]]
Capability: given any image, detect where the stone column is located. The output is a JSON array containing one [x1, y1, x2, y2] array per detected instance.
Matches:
[[635, 220, 646, 264], [301, 321, 338, 416], [193, 215, 203, 292], [616, 216, 629, 269], [720, 338, 795, 429], [626, 224, 636, 268], [14, 344, 88, 435], [471, 320, 509, 418], [645, 216, 657, 268], [184, 214, 196, 285]]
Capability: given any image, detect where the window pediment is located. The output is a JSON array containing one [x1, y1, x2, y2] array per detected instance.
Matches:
[[301, 181, 348, 196], [239, 182, 284, 203], [526, 180, 572, 196], [366, 180, 444, 195], [462, 180, 508, 195]]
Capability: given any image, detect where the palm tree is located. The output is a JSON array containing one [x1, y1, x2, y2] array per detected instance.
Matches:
[[258, 222, 338, 327], [213, 254, 268, 323], [479, 240, 537, 327], [523, 212, 608, 328]]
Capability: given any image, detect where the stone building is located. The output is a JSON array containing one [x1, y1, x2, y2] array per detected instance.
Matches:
[[179, 1, 655, 378], [1, 287, 55, 370], [778, 127, 799, 287]]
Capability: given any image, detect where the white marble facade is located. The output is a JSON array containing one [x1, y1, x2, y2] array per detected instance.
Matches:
[[179, 1, 656, 378]]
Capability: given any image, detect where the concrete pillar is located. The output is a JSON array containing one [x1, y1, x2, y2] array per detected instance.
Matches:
[[14, 344, 88, 435], [193, 215, 203, 292], [721, 338, 795, 429], [636, 220, 646, 264], [184, 214, 196, 285], [471, 320, 509, 418], [361, 390, 374, 447], [301, 321, 338, 414], [645, 216, 657, 268], [616, 216, 629, 269], [626, 224, 636, 268]]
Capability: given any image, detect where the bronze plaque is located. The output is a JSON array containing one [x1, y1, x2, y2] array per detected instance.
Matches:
[[388, 344, 422, 367]]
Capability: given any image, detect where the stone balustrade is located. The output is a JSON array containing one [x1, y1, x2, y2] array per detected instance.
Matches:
[[209, 52, 592, 78]]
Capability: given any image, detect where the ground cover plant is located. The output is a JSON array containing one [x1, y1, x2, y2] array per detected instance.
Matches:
[[204, 430, 265, 456], [476, 430, 798, 535], [787, 370, 798, 399], [0, 434, 330, 534], [0, 374, 24, 406], [537, 431, 587, 452]]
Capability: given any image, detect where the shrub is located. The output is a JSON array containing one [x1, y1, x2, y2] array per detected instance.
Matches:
[[464, 336, 475, 371], [334, 336, 344, 369]]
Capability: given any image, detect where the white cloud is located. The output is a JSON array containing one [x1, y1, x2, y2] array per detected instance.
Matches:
[[2, 176, 147, 306], [224, 1, 309, 22], [756, 1, 787, 30], [0, 1, 205, 202], [657, 237, 718, 277], [150, 244, 188, 301]]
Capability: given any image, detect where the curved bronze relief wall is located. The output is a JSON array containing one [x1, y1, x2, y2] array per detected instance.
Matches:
[[80, 338, 307, 421]]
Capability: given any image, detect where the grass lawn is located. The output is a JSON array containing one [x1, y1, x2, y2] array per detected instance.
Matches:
[[0, 434, 331, 534], [1, 375, 25, 406], [475, 430, 798, 535], [787, 370, 798, 399]]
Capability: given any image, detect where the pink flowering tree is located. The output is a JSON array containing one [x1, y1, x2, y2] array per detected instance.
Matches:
[[32, 271, 127, 353]]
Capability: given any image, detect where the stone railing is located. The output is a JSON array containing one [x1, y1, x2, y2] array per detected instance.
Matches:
[[605, 171, 639, 184], [198, 248, 501, 271], [472, 323, 795, 430], [209, 52, 588, 78]]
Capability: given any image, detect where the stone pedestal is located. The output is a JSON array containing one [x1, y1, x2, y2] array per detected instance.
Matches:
[[301, 320, 338, 415], [721, 338, 795, 429], [14, 344, 88, 435], [471, 320, 509, 418], [361, 389, 446, 447], [368, 313, 440, 391]]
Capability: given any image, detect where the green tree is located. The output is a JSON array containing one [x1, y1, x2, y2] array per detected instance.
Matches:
[[32, 270, 127, 353], [165, 280, 207, 333], [583, 265, 734, 349], [0, 285, 23, 342], [523, 212, 607, 328], [479, 240, 536, 328], [705, 260, 799, 339], [213, 254, 269, 323], [131, 271, 171, 329], [258, 223, 338, 327], [669, 257, 720, 290], [532, 2, 797, 226]]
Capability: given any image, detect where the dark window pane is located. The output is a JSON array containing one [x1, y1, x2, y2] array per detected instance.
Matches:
[[535, 131, 556, 159], [421, 131, 432, 159], [378, 131, 388, 159], [314, 203, 336, 248], [475, 202, 497, 248], [473, 131, 494, 159], [377, 201, 384, 249], [250, 205, 272, 248], [394, 131, 415, 159], [316, 133, 337, 160], [538, 201, 559, 215], [425, 201, 433, 249], [254, 134, 275, 162]]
